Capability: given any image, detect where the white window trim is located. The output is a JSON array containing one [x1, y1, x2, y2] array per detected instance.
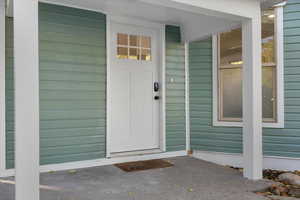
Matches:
[[213, 6, 284, 128]]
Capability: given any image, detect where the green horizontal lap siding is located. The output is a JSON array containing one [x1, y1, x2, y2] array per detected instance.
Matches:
[[264, 0, 300, 158], [39, 3, 106, 165], [5, 17, 14, 169], [165, 25, 186, 151], [189, 39, 243, 154], [6, 3, 107, 168], [189, 0, 300, 158]]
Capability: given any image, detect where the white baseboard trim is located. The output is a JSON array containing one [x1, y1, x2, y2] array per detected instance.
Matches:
[[0, 150, 187, 178], [192, 150, 300, 171]]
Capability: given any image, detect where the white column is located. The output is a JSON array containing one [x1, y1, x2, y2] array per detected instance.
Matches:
[[14, 0, 40, 200], [242, 14, 263, 180], [185, 42, 190, 152], [0, 0, 6, 174]]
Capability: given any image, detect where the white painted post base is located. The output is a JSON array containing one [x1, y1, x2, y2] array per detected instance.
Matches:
[[242, 15, 263, 180], [14, 0, 40, 199]]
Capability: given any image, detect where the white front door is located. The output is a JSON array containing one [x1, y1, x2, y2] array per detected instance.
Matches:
[[110, 21, 161, 154]]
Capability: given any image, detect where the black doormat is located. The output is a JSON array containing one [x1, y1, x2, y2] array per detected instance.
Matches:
[[115, 159, 174, 172]]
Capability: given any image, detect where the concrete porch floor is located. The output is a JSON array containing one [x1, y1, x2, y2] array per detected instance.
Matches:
[[0, 156, 273, 200]]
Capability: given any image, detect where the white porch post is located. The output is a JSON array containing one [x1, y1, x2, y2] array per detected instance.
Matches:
[[242, 14, 263, 180], [14, 0, 40, 199], [0, 0, 6, 174]]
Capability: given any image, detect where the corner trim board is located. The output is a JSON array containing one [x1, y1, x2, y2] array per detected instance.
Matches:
[[192, 150, 300, 172], [185, 42, 190, 151], [0, 1, 6, 174], [106, 14, 111, 158], [161, 24, 167, 152], [0, 151, 188, 178]]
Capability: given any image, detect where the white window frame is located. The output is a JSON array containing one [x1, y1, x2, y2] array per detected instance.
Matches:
[[213, 5, 285, 128]]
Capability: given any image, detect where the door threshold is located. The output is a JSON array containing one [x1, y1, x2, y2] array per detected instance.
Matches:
[[110, 149, 163, 158]]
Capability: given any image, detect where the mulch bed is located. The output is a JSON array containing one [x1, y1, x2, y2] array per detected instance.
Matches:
[[259, 170, 300, 199], [229, 167, 300, 199]]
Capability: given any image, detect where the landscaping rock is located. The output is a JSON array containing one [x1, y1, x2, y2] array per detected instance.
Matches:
[[278, 173, 300, 186], [269, 184, 289, 196], [264, 169, 285, 181], [288, 188, 300, 198]]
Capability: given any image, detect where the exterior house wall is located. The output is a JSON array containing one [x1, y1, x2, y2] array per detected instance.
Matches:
[[6, 3, 107, 168], [5, 3, 186, 169], [38, 4, 107, 166], [189, 0, 300, 158], [5, 17, 14, 169], [165, 26, 186, 152]]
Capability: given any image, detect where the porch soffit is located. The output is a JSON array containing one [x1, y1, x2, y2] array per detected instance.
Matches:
[[5, 0, 282, 41]]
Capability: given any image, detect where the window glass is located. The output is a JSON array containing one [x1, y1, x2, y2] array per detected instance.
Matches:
[[262, 8, 276, 121], [262, 66, 276, 121], [117, 33, 151, 61], [129, 48, 140, 60], [118, 33, 128, 46], [219, 29, 242, 69], [117, 47, 128, 59], [219, 29, 243, 120], [218, 8, 276, 122], [141, 36, 151, 48], [220, 68, 242, 119], [141, 49, 151, 61], [262, 9, 275, 65], [130, 35, 140, 47]]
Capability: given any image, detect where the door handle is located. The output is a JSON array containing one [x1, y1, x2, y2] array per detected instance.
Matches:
[[154, 96, 160, 100], [154, 82, 159, 92]]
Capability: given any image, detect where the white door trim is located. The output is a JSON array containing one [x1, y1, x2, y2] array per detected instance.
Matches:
[[106, 15, 166, 157], [161, 25, 167, 152]]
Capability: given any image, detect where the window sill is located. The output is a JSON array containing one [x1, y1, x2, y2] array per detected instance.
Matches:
[[213, 121, 284, 128]]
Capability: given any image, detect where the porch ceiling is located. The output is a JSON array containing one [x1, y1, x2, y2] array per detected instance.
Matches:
[[6, 0, 243, 41], [261, 0, 285, 9], [54, 0, 244, 41], [5, 0, 283, 41]]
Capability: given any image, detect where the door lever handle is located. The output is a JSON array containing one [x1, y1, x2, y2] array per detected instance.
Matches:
[[154, 82, 159, 92], [154, 96, 160, 100]]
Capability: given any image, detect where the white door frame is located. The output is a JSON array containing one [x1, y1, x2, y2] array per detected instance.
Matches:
[[106, 15, 166, 158]]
